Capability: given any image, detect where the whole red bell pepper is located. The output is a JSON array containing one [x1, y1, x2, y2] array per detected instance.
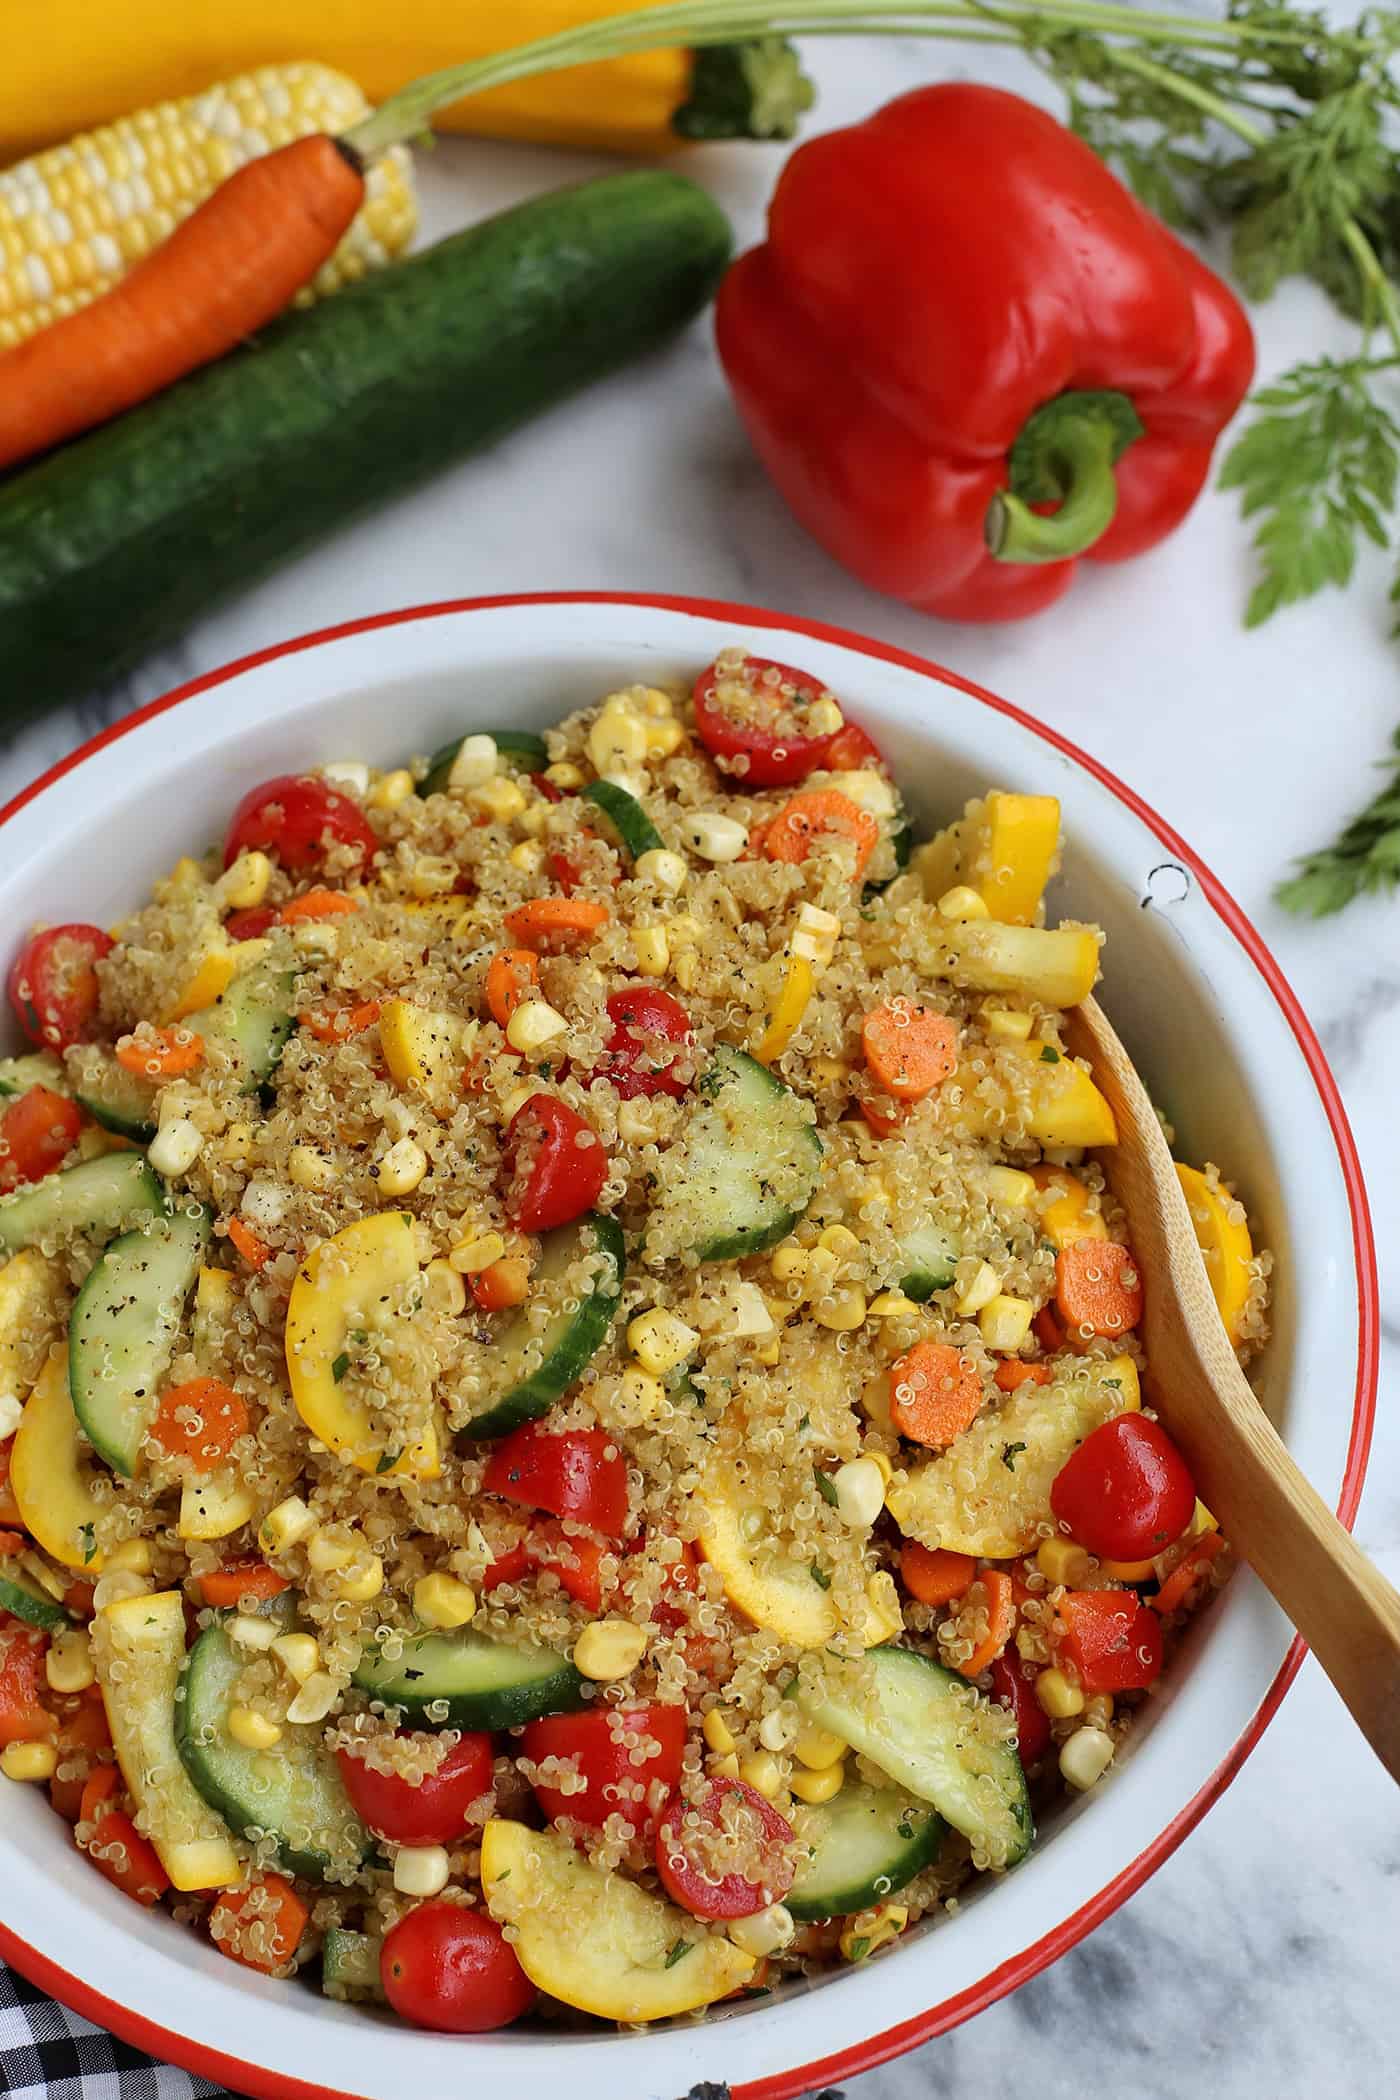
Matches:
[[716, 84, 1255, 621]]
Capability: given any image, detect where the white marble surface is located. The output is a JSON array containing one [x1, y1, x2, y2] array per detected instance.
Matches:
[[3, 25, 1398, 2100]]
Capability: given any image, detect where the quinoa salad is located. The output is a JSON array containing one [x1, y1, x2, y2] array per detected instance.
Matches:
[[0, 649, 1268, 2032]]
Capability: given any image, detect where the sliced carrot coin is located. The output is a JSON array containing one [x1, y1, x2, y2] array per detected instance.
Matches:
[[486, 948, 540, 1027], [227, 1217, 271, 1270], [300, 998, 381, 1045], [1055, 1239, 1143, 1339], [861, 1001, 959, 1103], [503, 897, 610, 951], [899, 1542, 976, 1607], [278, 888, 358, 925], [759, 790, 880, 882], [115, 1025, 203, 1077], [961, 1569, 1016, 1676], [151, 1375, 249, 1474], [888, 1340, 984, 1449], [994, 1360, 1053, 1394]]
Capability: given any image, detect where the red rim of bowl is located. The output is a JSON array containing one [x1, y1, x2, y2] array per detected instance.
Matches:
[[0, 592, 1378, 2100]]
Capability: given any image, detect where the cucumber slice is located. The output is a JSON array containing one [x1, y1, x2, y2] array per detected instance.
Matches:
[[0, 1152, 162, 1256], [186, 957, 295, 1091], [580, 780, 664, 862], [0, 1566, 72, 1633], [800, 1646, 1032, 1867], [68, 1203, 211, 1475], [649, 1045, 822, 1262], [177, 1617, 370, 1881], [322, 1927, 386, 2001], [863, 819, 915, 900], [787, 1782, 944, 1921], [352, 1626, 585, 1730], [0, 1053, 65, 1098], [461, 1212, 625, 1440], [422, 729, 549, 797], [70, 1053, 158, 1142], [898, 1220, 961, 1302]]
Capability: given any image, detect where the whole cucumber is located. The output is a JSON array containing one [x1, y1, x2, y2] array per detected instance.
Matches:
[[0, 171, 732, 719]]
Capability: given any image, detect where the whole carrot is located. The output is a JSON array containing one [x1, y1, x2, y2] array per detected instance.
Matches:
[[0, 136, 364, 470]]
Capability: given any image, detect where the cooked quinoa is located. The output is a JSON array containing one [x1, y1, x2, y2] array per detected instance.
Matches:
[[0, 647, 1267, 2028]]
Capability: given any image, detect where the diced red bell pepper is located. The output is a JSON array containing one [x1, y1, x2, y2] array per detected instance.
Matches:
[[988, 1651, 1052, 1767], [0, 1616, 53, 1747], [83, 1808, 169, 1908], [483, 1422, 629, 1541], [1054, 1589, 1164, 1694]]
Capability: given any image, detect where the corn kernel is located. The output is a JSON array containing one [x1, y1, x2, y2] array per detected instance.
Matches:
[[414, 1572, 478, 1629], [813, 1288, 867, 1332], [469, 777, 527, 825], [645, 718, 686, 758], [938, 885, 991, 921], [1035, 1667, 1086, 1720], [286, 1671, 339, 1726], [424, 1259, 467, 1316], [451, 1231, 508, 1276], [307, 1528, 356, 1573], [1, 1740, 58, 1782], [956, 1261, 1001, 1316], [1037, 1537, 1091, 1587], [505, 999, 568, 1055], [617, 1099, 659, 1146], [148, 1117, 203, 1178], [770, 1243, 810, 1286], [793, 1722, 849, 1771], [446, 735, 498, 791], [335, 1555, 385, 1604], [508, 840, 546, 874], [217, 850, 272, 910], [809, 1057, 852, 1090], [259, 1496, 315, 1556], [979, 1293, 1033, 1352], [406, 855, 457, 899], [635, 847, 687, 894], [1099, 1555, 1157, 1583], [271, 1633, 321, 1685], [867, 1291, 918, 1318], [322, 761, 370, 797], [393, 1844, 451, 1898], [628, 1308, 699, 1377], [640, 687, 674, 718], [45, 1630, 94, 1694], [573, 1619, 647, 1682], [738, 1752, 785, 1801], [107, 1539, 154, 1575], [702, 1709, 736, 1756], [806, 697, 844, 736], [710, 1751, 741, 1780], [817, 1223, 861, 1261], [230, 1613, 279, 1653], [228, 1704, 283, 1750], [985, 1008, 1035, 1042], [619, 1367, 665, 1419], [832, 1455, 885, 1530], [287, 1144, 337, 1193], [790, 1760, 845, 1805], [242, 1179, 289, 1233], [588, 705, 649, 774], [218, 1122, 255, 1165], [377, 1136, 428, 1196], [368, 768, 414, 809], [633, 926, 670, 977], [679, 812, 748, 863], [728, 1903, 796, 1957], [544, 762, 585, 790], [1060, 1725, 1115, 1791]]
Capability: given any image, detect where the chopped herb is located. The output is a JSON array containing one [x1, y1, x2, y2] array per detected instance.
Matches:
[[810, 1562, 832, 1590], [814, 1468, 839, 1507], [79, 1523, 96, 1565], [1002, 1441, 1028, 1470], [664, 1938, 693, 1969], [777, 1673, 798, 1698], [848, 1935, 872, 1962], [796, 1413, 810, 1432], [495, 1869, 510, 1883], [375, 1448, 401, 1474], [1039, 1045, 1061, 1064], [741, 1985, 773, 2000], [331, 1351, 351, 1383]]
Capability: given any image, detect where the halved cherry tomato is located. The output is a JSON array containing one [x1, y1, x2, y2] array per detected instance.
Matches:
[[503, 1094, 608, 1232], [224, 774, 379, 873], [337, 1731, 494, 1846], [1054, 1589, 1164, 1694], [224, 906, 277, 941], [83, 1807, 169, 1908], [522, 1704, 686, 1834], [483, 1423, 628, 1540], [592, 986, 693, 1099], [1051, 1415, 1196, 1562], [211, 1874, 308, 1970], [381, 1901, 535, 2033], [0, 1616, 53, 1746], [0, 1086, 83, 1194], [988, 1651, 1052, 1766], [823, 722, 885, 771], [151, 1376, 249, 1474], [7, 924, 112, 1050], [655, 1779, 794, 1919], [692, 656, 840, 787]]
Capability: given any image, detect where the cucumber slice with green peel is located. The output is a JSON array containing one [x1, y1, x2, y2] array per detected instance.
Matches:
[[0, 1053, 66, 1098], [649, 1045, 822, 1263], [863, 819, 915, 901], [0, 1566, 72, 1633], [580, 779, 664, 862], [787, 1782, 944, 1921], [321, 1928, 386, 2000], [897, 1220, 961, 1302], [186, 957, 296, 1092], [461, 1212, 625, 1440], [70, 1053, 159, 1142], [68, 1203, 211, 1475], [0, 1152, 163, 1256], [422, 729, 549, 796], [177, 1617, 371, 1881], [799, 1646, 1032, 1867], [352, 1626, 585, 1730]]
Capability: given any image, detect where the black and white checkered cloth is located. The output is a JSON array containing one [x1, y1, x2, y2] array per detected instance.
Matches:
[[0, 1962, 242, 2099]]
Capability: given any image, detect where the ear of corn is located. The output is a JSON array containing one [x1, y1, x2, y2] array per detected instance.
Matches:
[[0, 64, 416, 350]]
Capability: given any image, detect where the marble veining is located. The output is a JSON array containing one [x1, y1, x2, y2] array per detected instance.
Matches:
[[1, 19, 1396, 2097]]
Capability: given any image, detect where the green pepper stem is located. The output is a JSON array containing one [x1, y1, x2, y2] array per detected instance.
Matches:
[[985, 415, 1122, 564]]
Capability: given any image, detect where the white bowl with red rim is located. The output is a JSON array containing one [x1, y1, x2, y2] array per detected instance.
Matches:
[[0, 594, 1376, 2100]]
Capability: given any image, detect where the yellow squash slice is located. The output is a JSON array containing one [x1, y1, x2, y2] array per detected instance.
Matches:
[[0, 1249, 65, 1399], [697, 1468, 897, 1650], [917, 915, 1101, 1010], [284, 1212, 440, 1479], [379, 999, 476, 1109], [9, 1346, 105, 1571], [952, 1040, 1117, 1150], [1176, 1164, 1254, 1345], [887, 1357, 1140, 1558], [913, 792, 1061, 925], [481, 1820, 754, 2020]]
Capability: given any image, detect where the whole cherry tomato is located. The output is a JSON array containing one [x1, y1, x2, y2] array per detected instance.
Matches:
[[592, 987, 693, 1100], [655, 1778, 795, 1919], [1054, 1589, 1164, 1694], [380, 1902, 535, 2033], [1051, 1415, 1196, 1561], [482, 1423, 628, 1540], [223, 774, 379, 872], [0, 1086, 83, 1194], [988, 1651, 1052, 1767], [7, 924, 112, 1051], [522, 1704, 687, 1834], [336, 1732, 494, 1847], [503, 1095, 608, 1231], [692, 656, 842, 787]]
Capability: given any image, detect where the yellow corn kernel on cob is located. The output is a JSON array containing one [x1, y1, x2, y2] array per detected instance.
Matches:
[[0, 64, 416, 351]]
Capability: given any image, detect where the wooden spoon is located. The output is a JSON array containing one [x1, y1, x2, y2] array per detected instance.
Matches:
[[1064, 994, 1400, 1783]]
